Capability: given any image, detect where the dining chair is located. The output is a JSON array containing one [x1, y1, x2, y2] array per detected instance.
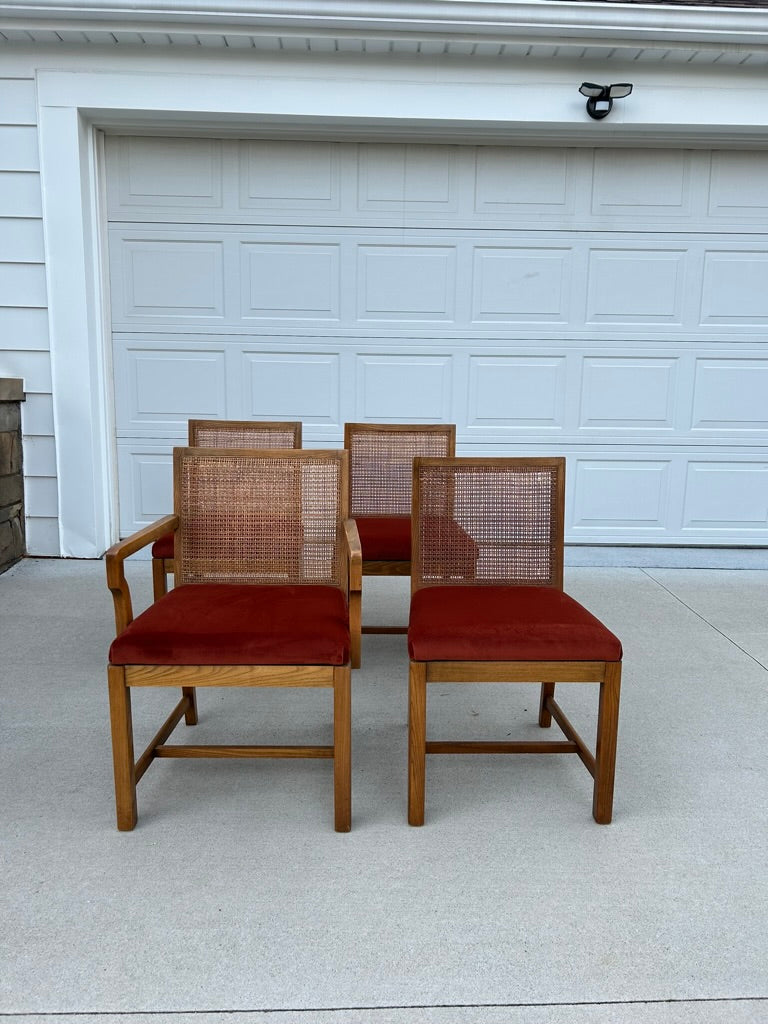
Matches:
[[151, 420, 303, 599], [407, 456, 623, 826], [106, 447, 361, 832], [344, 422, 455, 633]]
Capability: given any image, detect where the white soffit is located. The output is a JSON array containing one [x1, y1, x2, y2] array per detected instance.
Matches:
[[1, 1, 768, 64]]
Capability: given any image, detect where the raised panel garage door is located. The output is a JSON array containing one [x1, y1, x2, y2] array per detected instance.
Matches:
[[105, 137, 768, 546]]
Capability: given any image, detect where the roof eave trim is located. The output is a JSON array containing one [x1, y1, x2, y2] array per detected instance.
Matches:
[[2, 1, 768, 47]]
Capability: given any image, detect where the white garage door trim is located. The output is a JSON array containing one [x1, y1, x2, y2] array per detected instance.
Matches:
[[37, 65, 768, 556]]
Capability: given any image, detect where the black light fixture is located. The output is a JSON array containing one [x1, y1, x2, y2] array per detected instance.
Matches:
[[579, 82, 633, 120]]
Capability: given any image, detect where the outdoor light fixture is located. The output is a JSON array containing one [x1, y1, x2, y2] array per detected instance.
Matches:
[[579, 82, 633, 120]]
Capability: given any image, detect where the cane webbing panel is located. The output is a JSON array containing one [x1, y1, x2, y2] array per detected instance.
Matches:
[[413, 459, 564, 590], [189, 420, 301, 450], [175, 449, 345, 588], [347, 426, 454, 517]]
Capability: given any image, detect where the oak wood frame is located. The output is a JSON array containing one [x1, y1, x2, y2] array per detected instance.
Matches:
[[152, 419, 303, 599], [407, 456, 622, 826], [106, 448, 360, 833], [344, 422, 456, 634]]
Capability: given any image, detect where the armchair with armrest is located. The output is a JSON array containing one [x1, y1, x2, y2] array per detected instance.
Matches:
[[106, 447, 361, 832]]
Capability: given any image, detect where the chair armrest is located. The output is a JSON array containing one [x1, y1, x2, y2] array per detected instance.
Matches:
[[343, 518, 362, 669], [343, 518, 362, 593], [105, 514, 179, 635]]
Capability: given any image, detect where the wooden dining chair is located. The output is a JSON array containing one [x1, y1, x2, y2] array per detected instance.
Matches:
[[407, 456, 623, 826], [151, 420, 303, 599], [344, 422, 455, 633], [106, 447, 361, 832]]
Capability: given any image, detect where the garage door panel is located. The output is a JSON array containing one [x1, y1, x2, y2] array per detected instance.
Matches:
[[357, 245, 457, 321], [692, 359, 768, 432], [106, 137, 225, 214], [114, 344, 228, 432], [109, 225, 766, 335], [572, 460, 673, 533], [357, 143, 459, 213], [591, 149, 694, 218], [355, 354, 452, 421], [466, 356, 567, 430], [683, 463, 768, 532], [700, 251, 768, 323], [240, 242, 341, 320], [239, 140, 341, 210], [110, 234, 227, 321], [112, 335, 768, 445], [709, 151, 768, 219], [242, 351, 341, 426], [586, 248, 686, 324], [471, 246, 572, 323], [116, 446, 175, 535], [474, 146, 576, 216], [579, 357, 678, 431], [105, 142, 768, 235]]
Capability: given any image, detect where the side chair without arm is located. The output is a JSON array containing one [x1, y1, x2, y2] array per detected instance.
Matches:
[[407, 457, 623, 826], [151, 420, 303, 599], [344, 422, 456, 634], [106, 447, 362, 832]]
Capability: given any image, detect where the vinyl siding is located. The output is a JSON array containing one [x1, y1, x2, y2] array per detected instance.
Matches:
[[0, 74, 58, 555]]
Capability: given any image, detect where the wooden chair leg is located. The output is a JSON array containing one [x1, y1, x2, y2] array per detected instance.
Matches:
[[182, 686, 198, 726], [538, 682, 555, 727], [333, 665, 352, 832], [107, 665, 137, 831], [592, 662, 622, 824], [151, 557, 167, 600], [408, 661, 427, 826]]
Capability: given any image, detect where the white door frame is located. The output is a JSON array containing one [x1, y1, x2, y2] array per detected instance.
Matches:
[[36, 62, 768, 556]]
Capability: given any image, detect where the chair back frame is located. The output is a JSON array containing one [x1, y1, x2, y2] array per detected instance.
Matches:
[[152, 420, 303, 599], [411, 456, 565, 595], [344, 422, 456, 519], [343, 422, 456, 631], [173, 447, 349, 594], [188, 419, 302, 449]]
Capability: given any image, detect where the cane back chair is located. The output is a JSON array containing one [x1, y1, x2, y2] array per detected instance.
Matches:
[[407, 457, 623, 826], [151, 420, 303, 599], [106, 447, 361, 832], [344, 422, 456, 633]]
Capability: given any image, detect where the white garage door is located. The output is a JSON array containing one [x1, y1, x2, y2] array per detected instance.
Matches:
[[105, 136, 768, 546]]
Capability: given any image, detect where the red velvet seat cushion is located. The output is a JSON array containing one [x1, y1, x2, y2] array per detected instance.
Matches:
[[408, 586, 622, 662], [356, 516, 411, 561], [151, 531, 174, 559], [355, 516, 480, 568], [110, 584, 350, 666]]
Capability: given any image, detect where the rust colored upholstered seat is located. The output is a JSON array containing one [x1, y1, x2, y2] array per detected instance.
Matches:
[[407, 457, 623, 827], [409, 586, 622, 663], [151, 419, 303, 600], [151, 531, 174, 560], [355, 514, 479, 568], [110, 584, 350, 666], [355, 515, 411, 562], [105, 447, 361, 833], [344, 422, 456, 633]]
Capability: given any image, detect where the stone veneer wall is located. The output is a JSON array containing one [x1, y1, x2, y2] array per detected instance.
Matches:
[[0, 379, 25, 573]]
